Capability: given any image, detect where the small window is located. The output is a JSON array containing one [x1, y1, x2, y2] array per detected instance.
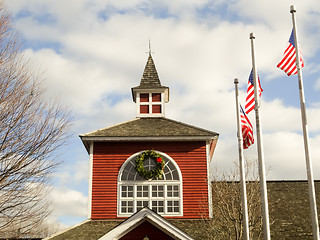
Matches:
[[138, 93, 164, 117]]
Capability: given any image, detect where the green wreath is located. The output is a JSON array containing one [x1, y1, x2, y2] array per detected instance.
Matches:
[[136, 150, 165, 180]]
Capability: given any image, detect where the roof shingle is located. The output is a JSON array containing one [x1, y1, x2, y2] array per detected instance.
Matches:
[[80, 117, 218, 138]]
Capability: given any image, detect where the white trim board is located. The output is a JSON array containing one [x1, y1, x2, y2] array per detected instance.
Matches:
[[99, 207, 194, 240]]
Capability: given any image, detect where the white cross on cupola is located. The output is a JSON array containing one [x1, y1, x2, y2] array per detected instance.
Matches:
[[131, 53, 169, 118]]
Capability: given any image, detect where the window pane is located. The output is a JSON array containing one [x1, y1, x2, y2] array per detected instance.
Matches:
[[167, 185, 179, 198], [121, 186, 127, 197], [121, 185, 133, 198], [152, 105, 161, 114], [152, 201, 164, 213], [173, 186, 179, 197], [140, 93, 149, 102], [167, 200, 180, 213], [128, 186, 133, 197], [164, 171, 172, 180], [137, 186, 142, 197], [121, 201, 134, 213], [137, 185, 148, 198], [172, 170, 179, 180], [127, 172, 135, 180], [152, 93, 161, 102], [158, 186, 164, 197], [140, 105, 149, 114], [167, 186, 172, 197], [152, 185, 164, 197], [137, 200, 149, 211], [143, 186, 148, 197]]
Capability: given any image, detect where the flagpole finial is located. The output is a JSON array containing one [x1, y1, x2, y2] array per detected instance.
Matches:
[[290, 5, 296, 13], [250, 32, 255, 39], [234, 78, 239, 84]]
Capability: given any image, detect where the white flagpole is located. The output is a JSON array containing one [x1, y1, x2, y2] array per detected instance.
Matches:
[[234, 78, 250, 240], [250, 33, 271, 240], [290, 5, 320, 240]]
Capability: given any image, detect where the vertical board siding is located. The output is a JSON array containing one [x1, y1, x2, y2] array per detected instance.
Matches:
[[91, 141, 209, 219]]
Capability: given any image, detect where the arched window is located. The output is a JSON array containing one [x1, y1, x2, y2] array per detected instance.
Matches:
[[118, 150, 183, 217]]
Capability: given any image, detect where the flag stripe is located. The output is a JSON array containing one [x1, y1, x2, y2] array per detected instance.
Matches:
[[245, 69, 263, 115], [277, 29, 304, 76], [240, 105, 254, 149]]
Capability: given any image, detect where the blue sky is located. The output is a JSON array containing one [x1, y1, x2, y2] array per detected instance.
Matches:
[[5, 0, 320, 229]]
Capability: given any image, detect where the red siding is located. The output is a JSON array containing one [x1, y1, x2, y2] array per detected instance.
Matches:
[[91, 141, 209, 219]]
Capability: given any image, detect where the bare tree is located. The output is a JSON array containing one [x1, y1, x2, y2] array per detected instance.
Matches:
[[199, 160, 264, 240], [0, 3, 70, 237]]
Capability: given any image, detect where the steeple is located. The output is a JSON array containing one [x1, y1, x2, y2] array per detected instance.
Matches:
[[139, 54, 162, 87], [132, 53, 169, 118]]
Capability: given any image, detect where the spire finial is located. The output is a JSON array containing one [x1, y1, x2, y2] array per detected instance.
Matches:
[[147, 38, 154, 55]]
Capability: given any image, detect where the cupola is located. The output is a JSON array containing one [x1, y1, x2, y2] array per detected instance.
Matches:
[[131, 53, 169, 117]]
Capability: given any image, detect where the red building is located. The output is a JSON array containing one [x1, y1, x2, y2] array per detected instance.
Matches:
[[46, 53, 320, 240], [47, 53, 219, 240]]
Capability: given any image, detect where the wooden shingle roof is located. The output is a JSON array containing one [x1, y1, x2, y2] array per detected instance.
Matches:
[[45, 181, 320, 240], [133, 53, 167, 89], [80, 118, 218, 152], [131, 53, 169, 102], [44, 219, 208, 240], [81, 117, 218, 139]]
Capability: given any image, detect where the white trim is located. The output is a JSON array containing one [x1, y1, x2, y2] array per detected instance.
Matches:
[[136, 91, 141, 117], [88, 141, 93, 219], [99, 208, 194, 240], [81, 136, 217, 142], [206, 141, 213, 218]]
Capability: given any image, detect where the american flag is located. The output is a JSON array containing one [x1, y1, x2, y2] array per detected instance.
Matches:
[[240, 105, 254, 149], [245, 69, 263, 115], [277, 29, 304, 76]]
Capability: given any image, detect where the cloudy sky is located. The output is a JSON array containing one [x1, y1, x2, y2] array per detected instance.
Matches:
[[5, 0, 320, 229]]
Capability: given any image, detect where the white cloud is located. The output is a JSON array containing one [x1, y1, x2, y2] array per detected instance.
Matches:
[[47, 186, 88, 229], [50, 187, 88, 218], [5, 0, 320, 227]]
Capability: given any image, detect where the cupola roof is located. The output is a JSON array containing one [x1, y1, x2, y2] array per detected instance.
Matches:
[[132, 53, 169, 102]]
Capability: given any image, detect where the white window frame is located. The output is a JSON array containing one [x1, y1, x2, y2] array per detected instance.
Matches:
[[136, 92, 165, 117], [117, 151, 183, 217]]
